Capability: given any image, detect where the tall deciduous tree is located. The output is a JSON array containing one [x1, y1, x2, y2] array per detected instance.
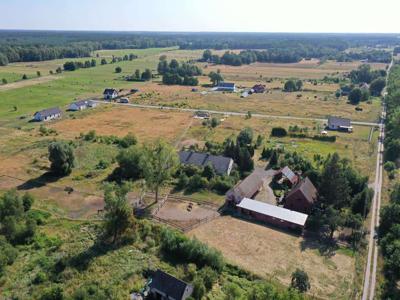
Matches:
[[140, 140, 179, 202], [48, 142, 75, 176], [103, 183, 133, 244]]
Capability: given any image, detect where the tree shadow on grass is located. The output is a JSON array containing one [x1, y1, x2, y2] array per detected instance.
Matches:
[[17, 172, 63, 190], [68, 241, 117, 272], [300, 230, 339, 258]]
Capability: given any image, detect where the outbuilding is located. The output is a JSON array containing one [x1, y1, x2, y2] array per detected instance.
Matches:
[[252, 84, 266, 93], [226, 168, 271, 204], [284, 177, 318, 214], [33, 107, 62, 122], [236, 198, 308, 231]]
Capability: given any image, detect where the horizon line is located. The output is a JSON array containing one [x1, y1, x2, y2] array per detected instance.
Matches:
[[0, 28, 399, 35]]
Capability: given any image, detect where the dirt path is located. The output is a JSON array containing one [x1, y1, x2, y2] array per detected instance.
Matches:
[[0, 75, 62, 91]]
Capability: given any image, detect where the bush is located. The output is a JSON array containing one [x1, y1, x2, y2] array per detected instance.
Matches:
[[187, 174, 208, 192], [271, 127, 287, 137], [384, 161, 396, 172], [160, 229, 225, 271], [312, 135, 336, 142], [40, 286, 64, 300], [115, 66, 122, 73]]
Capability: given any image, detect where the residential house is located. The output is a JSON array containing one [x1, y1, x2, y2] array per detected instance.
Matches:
[[327, 116, 353, 132], [359, 82, 370, 90], [103, 88, 118, 100], [226, 168, 270, 204], [284, 177, 318, 213], [148, 269, 193, 300], [33, 107, 62, 122], [214, 82, 236, 92], [193, 111, 210, 119], [179, 151, 234, 175], [68, 100, 97, 111], [252, 84, 266, 93], [236, 198, 308, 231]]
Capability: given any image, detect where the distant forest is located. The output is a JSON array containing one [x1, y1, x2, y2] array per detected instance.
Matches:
[[0, 30, 397, 65]]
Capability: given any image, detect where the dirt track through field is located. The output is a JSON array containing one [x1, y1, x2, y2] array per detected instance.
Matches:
[[0, 75, 62, 91]]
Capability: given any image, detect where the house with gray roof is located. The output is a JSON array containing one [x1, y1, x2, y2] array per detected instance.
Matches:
[[327, 116, 353, 132], [33, 107, 61, 122], [68, 100, 97, 111], [179, 151, 234, 175], [214, 82, 236, 92], [149, 269, 193, 300]]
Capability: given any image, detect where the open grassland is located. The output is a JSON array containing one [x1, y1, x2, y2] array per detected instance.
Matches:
[[0, 49, 383, 125], [188, 216, 357, 300]]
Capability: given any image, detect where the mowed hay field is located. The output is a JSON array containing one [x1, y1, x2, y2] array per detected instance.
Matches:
[[48, 106, 192, 142], [188, 216, 356, 300], [202, 59, 388, 80]]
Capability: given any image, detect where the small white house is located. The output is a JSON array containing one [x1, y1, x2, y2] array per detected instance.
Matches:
[[33, 107, 62, 122], [69, 100, 97, 111], [103, 88, 118, 100], [68, 100, 88, 111]]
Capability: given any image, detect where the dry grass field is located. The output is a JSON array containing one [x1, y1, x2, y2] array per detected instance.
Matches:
[[188, 216, 357, 300], [48, 105, 191, 142], [201, 59, 388, 80]]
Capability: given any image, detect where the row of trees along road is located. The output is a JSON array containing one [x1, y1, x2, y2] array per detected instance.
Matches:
[[379, 63, 400, 298]]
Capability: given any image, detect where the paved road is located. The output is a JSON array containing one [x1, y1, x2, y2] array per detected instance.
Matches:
[[361, 54, 393, 300], [93, 100, 379, 127]]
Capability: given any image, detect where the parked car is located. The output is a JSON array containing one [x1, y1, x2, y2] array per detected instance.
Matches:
[[119, 97, 129, 104], [130, 88, 139, 93]]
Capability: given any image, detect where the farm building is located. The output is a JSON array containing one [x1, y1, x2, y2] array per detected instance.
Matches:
[[252, 84, 266, 93], [226, 168, 271, 204], [103, 88, 118, 100], [68, 100, 97, 111], [33, 107, 61, 122], [236, 198, 308, 231], [284, 177, 318, 213], [179, 151, 234, 175], [214, 82, 236, 92], [148, 269, 193, 300], [193, 111, 210, 119], [275, 166, 299, 187], [327, 116, 353, 132]]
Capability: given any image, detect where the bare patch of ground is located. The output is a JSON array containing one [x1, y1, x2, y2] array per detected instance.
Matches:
[[155, 199, 219, 229], [188, 216, 356, 299]]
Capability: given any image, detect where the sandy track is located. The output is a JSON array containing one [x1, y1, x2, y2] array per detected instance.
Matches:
[[0, 75, 62, 91]]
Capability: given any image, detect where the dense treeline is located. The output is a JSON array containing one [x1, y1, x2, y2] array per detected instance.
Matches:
[[0, 31, 397, 65], [158, 57, 201, 86], [384, 64, 400, 163], [379, 184, 400, 298]]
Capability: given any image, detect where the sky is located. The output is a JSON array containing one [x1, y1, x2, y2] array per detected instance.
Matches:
[[0, 0, 399, 33]]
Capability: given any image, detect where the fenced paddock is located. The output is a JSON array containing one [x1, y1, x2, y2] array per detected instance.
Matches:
[[152, 194, 220, 232]]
